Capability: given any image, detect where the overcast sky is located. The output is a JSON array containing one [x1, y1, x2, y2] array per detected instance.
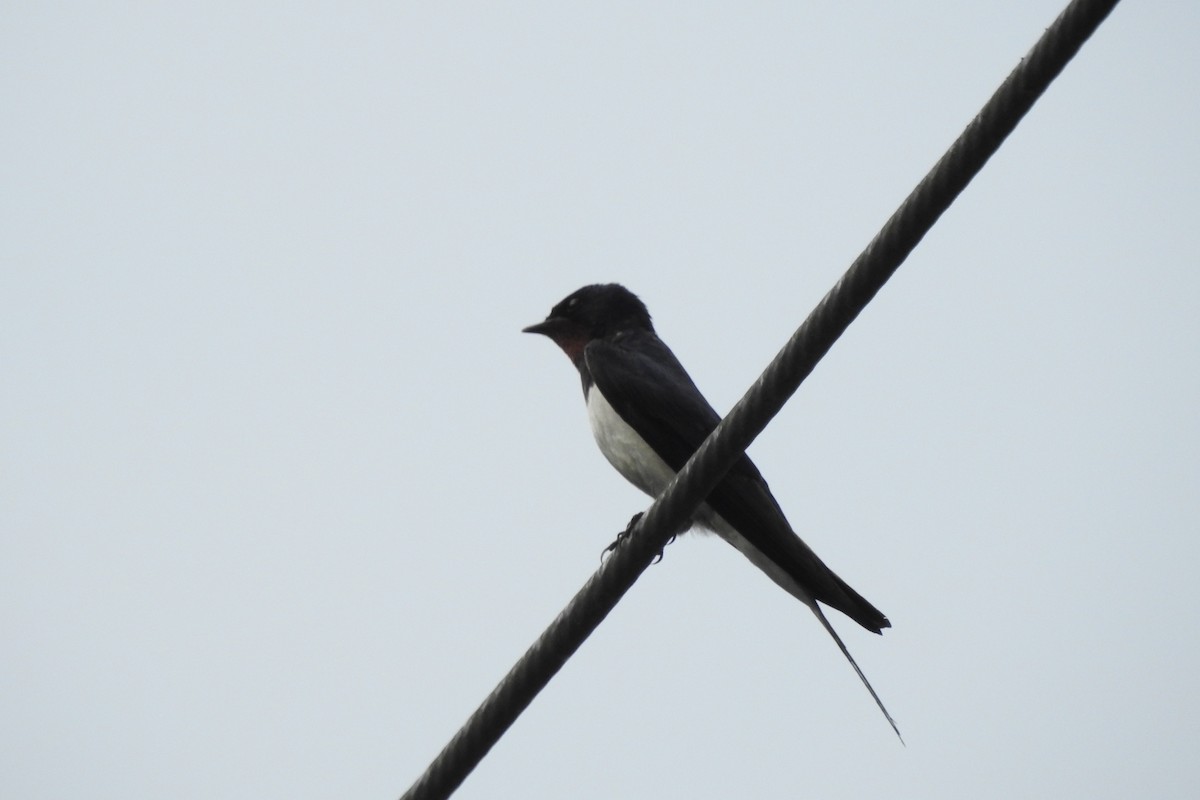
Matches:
[[4, 2, 1198, 799]]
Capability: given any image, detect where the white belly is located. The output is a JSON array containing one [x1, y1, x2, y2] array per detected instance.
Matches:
[[586, 385, 677, 498], [585, 384, 816, 608]]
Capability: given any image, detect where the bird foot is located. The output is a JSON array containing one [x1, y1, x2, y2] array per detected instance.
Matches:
[[601, 512, 675, 564], [601, 512, 643, 562]]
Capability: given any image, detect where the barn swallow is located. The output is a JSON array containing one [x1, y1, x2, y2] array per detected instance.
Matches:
[[524, 283, 899, 738]]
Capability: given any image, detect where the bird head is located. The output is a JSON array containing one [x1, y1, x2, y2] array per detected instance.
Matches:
[[523, 283, 653, 361]]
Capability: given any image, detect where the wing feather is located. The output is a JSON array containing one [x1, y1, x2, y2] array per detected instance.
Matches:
[[585, 332, 889, 633]]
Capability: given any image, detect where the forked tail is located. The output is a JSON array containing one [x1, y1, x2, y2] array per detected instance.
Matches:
[[811, 603, 903, 743]]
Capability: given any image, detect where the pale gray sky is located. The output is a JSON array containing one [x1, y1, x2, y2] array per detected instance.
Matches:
[[4, 2, 1198, 798]]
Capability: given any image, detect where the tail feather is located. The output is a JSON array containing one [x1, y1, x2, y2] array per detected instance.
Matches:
[[821, 572, 891, 634], [810, 603, 903, 743]]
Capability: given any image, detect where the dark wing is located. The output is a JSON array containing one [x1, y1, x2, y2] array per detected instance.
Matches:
[[585, 331, 889, 633], [584, 331, 728, 474]]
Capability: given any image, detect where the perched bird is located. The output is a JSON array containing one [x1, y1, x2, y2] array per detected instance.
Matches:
[[524, 283, 899, 739]]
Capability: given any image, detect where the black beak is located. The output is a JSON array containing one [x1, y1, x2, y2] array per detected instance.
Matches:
[[522, 317, 562, 336]]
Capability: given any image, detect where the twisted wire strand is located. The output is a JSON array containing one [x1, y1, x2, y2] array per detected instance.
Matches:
[[401, 1, 1120, 797]]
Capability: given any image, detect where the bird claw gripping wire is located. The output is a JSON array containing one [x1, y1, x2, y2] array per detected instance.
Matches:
[[601, 512, 643, 562], [601, 512, 675, 564]]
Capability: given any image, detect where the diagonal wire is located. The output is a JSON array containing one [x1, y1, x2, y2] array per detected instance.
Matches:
[[401, 0, 1120, 797]]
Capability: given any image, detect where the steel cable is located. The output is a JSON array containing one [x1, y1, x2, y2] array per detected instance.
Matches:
[[401, 0, 1120, 796]]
